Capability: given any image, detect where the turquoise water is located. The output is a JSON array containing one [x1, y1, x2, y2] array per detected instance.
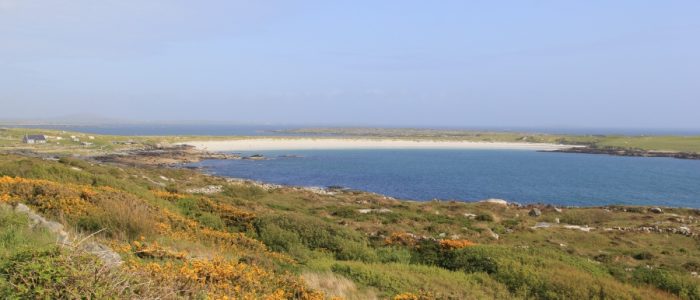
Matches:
[[192, 149, 700, 208]]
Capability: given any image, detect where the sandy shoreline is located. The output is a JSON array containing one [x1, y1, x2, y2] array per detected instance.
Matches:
[[180, 138, 574, 152]]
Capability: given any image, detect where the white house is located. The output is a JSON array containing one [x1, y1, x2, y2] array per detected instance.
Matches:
[[23, 134, 47, 144]]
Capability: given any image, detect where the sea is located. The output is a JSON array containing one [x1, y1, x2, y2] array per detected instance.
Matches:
[[7, 124, 700, 207], [192, 149, 700, 208]]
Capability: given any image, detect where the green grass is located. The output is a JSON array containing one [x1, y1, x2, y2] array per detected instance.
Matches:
[[280, 127, 700, 153], [0, 206, 55, 256], [0, 149, 699, 298], [306, 257, 510, 299], [594, 135, 700, 153]]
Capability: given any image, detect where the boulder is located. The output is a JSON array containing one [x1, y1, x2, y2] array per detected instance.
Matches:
[[484, 228, 499, 240], [480, 199, 508, 206], [545, 204, 563, 213], [531, 222, 551, 229], [679, 226, 691, 235], [14, 203, 31, 214], [357, 208, 392, 214], [563, 225, 593, 232], [44, 220, 65, 233], [529, 208, 542, 217], [650, 207, 664, 214], [83, 242, 123, 266]]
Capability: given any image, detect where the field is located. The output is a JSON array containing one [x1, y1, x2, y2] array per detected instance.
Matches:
[[0, 147, 698, 298], [281, 128, 700, 153], [593, 136, 700, 153]]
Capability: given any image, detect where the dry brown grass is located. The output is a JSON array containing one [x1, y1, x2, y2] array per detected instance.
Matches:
[[87, 190, 157, 240], [302, 271, 377, 300]]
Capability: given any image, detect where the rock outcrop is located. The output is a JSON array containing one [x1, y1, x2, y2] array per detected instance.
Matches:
[[13, 203, 123, 266]]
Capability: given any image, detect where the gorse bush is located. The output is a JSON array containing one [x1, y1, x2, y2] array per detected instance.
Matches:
[[0, 176, 156, 240], [174, 198, 225, 230], [1, 157, 148, 195], [0, 172, 322, 298]]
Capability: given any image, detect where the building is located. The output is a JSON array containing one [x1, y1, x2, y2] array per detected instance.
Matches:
[[23, 134, 47, 144]]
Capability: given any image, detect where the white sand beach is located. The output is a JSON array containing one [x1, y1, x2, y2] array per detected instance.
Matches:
[[181, 138, 574, 152]]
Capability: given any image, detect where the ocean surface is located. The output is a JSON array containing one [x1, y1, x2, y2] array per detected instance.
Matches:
[[192, 149, 700, 208], [7, 124, 700, 136], [6, 124, 295, 136]]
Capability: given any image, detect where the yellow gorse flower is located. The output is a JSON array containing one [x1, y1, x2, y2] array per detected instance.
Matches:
[[0, 176, 323, 298]]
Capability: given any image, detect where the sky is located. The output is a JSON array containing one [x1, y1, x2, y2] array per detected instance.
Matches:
[[1, 1, 699, 129]]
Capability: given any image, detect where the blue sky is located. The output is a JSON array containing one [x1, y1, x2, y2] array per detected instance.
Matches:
[[1, 1, 699, 129]]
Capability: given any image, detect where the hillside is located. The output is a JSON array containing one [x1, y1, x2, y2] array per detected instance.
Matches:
[[0, 150, 698, 299]]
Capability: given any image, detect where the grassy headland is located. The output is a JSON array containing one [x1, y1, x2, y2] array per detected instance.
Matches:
[[0, 127, 699, 299]]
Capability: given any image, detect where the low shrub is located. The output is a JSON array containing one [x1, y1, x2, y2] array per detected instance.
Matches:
[[0, 248, 132, 299], [632, 267, 700, 299], [222, 184, 266, 200], [254, 213, 376, 262], [415, 245, 662, 299], [500, 218, 521, 229], [475, 213, 494, 222], [174, 198, 225, 230], [633, 251, 654, 260], [558, 209, 612, 226], [376, 247, 412, 264], [329, 260, 509, 298]]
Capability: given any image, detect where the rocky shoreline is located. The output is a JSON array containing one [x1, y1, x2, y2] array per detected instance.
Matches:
[[546, 146, 700, 160], [94, 144, 241, 166]]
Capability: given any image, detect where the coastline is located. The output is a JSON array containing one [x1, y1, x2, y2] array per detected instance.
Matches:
[[1, 143, 699, 298], [179, 137, 575, 152], [197, 167, 700, 209], [550, 146, 700, 160]]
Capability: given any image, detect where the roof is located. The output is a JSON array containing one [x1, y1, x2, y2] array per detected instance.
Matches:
[[25, 135, 46, 140]]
